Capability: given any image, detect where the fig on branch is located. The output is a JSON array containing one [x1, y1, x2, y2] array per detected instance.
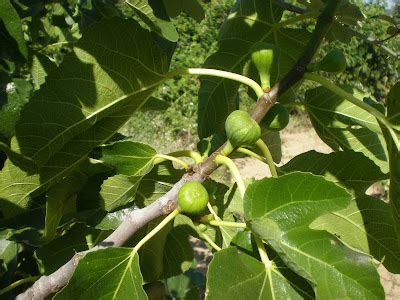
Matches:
[[178, 181, 209, 214], [225, 110, 261, 148], [250, 42, 277, 89], [261, 103, 290, 131], [310, 49, 347, 73]]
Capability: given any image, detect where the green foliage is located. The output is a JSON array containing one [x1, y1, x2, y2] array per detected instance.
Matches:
[[54, 248, 146, 299], [0, 0, 399, 299], [325, 0, 399, 100], [311, 49, 347, 73], [125, 0, 234, 149], [207, 247, 314, 299], [244, 172, 383, 298], [304, 85, 389, 172]]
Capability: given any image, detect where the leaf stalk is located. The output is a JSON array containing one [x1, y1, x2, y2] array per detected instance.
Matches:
[[154, 154, 190, 170], [133, 208, 180, 253], [215, 155, 246, 198]]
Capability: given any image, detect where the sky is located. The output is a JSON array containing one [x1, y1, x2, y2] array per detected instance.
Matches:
[[387, 0, 399, 8]]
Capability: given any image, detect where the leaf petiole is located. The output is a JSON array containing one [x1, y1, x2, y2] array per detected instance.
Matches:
[[199, 232, 222, 251], [237, 147, 266, 162], [133, 208, 180, 254], [0, 276, 40, 296], [215, 155, 246, 198], [255, 236, 272, 269], [168, 150, 203, 164], [207, 202, 220, 220], [255, 139, 278, 177], [173, 68, 264, 98], [209, 220, 247, 229], [153, 154, 190, 170]]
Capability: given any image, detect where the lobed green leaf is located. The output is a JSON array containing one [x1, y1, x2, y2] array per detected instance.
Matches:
[[244, 172, 384, 298], [304, 86, 389, 173], [54, 248, 147, 299]]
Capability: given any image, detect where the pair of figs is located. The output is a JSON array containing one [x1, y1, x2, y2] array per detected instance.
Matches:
[[178, 106, 287, 214]]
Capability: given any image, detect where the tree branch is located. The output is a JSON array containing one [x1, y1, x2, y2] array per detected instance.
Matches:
[[16, 0, 341, 298]]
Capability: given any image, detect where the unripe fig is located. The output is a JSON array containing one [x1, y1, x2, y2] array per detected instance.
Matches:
[[250, 42, 277, 89], [225, 110, 261, 148], [313, 49, 347, 73], [262, 103, 290, 131], [178, 181, 209, 214], [197, 224, 208, 232]]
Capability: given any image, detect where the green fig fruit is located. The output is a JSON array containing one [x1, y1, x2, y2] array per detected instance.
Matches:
[[178, 181, 209, 214], [225, 110, 261, 148], [251, 42, 277, 89]]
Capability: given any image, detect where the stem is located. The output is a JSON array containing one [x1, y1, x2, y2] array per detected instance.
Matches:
[[133, 208, 180, 253], [255, 237, 271, 268], [154, 154, 189, 170], [304, 73, 400, 151], [168, 150, 203, 164], [276, 11, 319, 28], [209, 220, 247, 229], [0, 276, 40, 296], [255, 236, 274, 296], [215, 155, 246, 198], [207, 202, 220, 220], [237, 147, 266, 163], [200, 232, 222, 251], [284, 102, 305, 109], [221, 140, 234, 156], [255, 139, 278, 177], [177, 68, 264, 98]]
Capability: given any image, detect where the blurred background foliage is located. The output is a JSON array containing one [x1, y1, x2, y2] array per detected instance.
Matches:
[[0, 0, 399, 153]]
